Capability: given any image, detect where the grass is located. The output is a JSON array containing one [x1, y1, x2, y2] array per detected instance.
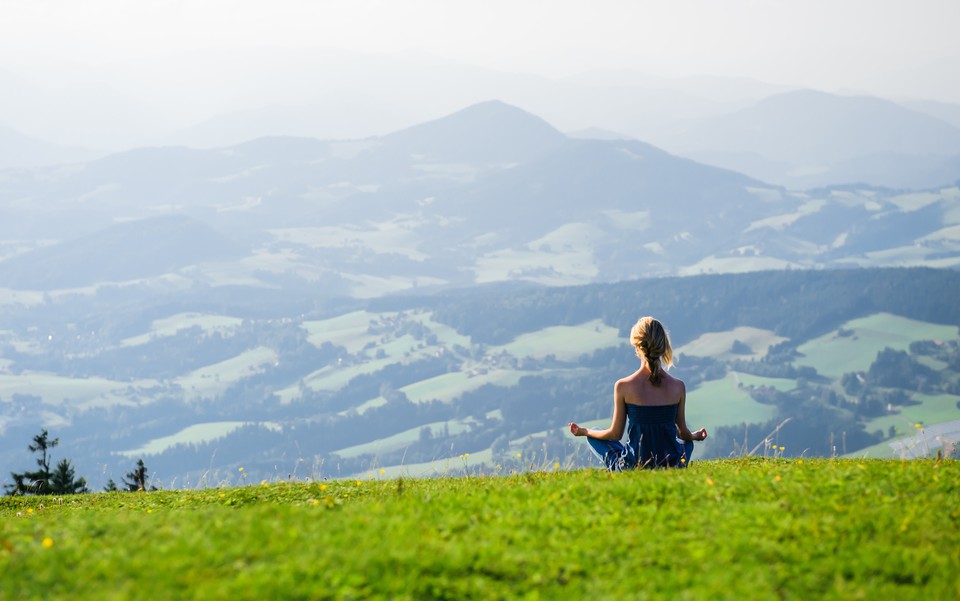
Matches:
[[116, 421, 282, 459], [1, 459, 957, 600], [489, 318, 619, 362], [795, 313, 958, 379]]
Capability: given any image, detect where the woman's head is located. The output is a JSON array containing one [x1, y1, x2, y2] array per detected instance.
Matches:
[[631, 316, 673, 385]]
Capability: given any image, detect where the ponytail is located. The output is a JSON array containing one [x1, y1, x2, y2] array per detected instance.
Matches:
[[631, 316, 674, 387]]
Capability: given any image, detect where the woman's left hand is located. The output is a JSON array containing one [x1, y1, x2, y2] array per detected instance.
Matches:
[[568, 422, 586, 436]]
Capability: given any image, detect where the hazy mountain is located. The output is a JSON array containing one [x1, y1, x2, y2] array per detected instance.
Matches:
[[0, 100, 957, 296], [900, 98, 960, 130], [669, 90, 960, 189], [0, 123, 103, 169], [0, 215, 243, 289]]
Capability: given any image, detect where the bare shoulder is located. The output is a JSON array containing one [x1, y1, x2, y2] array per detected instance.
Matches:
[[662, 371, 686, 397]]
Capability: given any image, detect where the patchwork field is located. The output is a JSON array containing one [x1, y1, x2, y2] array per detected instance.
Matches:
[[795, 312, 957, 378], [117, 421, 281, 458]]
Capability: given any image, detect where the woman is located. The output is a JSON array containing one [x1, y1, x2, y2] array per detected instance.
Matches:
[[569, 316, 707, 470]]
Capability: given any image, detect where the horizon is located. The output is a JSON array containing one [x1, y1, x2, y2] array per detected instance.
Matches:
[[2, 0, 959, 151]]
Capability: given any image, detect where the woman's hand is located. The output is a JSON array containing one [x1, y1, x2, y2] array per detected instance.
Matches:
[[694, 428, 708, 441], [568, 422, 587, 437]]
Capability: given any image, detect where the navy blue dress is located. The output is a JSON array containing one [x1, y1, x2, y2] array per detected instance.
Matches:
[[586, 403, 693, 471]]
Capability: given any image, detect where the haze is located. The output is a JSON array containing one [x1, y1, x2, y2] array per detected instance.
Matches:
[[1, 0, 959, 150]]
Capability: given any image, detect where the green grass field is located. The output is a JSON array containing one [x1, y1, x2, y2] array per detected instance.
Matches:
[[795, 313, 957, 378], [2, 459, 957, 600]]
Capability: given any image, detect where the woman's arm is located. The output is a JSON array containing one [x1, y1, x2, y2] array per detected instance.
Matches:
[[569, 381, 627, 440], [675, 383, 707, 442]]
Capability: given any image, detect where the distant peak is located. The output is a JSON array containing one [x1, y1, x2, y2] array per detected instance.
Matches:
[[382, 100, 567, 163]]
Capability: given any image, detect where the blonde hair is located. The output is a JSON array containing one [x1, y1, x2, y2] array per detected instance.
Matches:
[[630, 316, 674, 386]]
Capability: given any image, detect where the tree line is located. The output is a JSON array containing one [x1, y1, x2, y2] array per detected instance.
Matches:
[[5, 429, 154, 496]]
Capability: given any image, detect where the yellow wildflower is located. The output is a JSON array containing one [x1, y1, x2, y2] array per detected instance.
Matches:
[[42, 537, 53, 549]]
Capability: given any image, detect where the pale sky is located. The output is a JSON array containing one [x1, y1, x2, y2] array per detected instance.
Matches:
[[2, 0, 958, 101], [2, 0, 959, 150]]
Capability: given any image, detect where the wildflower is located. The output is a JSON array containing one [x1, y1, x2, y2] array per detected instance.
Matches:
[[355, 480, 361, 486], [774, 475, 782, 482], [465, 453, 469, 458], [680, 457, 686, 464], [797, 459, 804, 465], [27, 508, 33, 514], [261, 480, 268, 487], [915, 423, 923, 429], [239, 467, 244, 472], [42, 537, 53, 549], [320, 484, 328, 491], [779, 446, 785, 451], [312, 499, 320, 507], [219, 493, 226, 499], [147, 509, 153, 514], [516, 453, 522, 458], [380, 469, 385, 475], [554, 462, 560, 469]]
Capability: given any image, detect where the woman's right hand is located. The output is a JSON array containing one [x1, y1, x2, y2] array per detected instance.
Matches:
[[568, 422, 586, 437], [694, 428, 708, 441]]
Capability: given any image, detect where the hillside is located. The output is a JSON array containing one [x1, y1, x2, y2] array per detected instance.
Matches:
[[1, 460, 957, 599], [1, 101, 958, 295], [1, 267, 957, 487], [671, 90, 960, 189]]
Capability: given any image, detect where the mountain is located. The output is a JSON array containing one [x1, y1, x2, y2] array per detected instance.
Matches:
[[0, 100, 958, 297], [0, 215, 243, 289], [668, 90, 960, 189], [379, 100, 567, 164], [900, 98, 960, 130], [0, 123, 103, 169]]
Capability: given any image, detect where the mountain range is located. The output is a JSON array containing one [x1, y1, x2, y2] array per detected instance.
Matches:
[[0, 100, 958, 297], [0, 99, 958, 486], [4, 52, 960, 190]]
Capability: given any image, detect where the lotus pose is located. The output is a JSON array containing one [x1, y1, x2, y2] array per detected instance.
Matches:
[[569, 316, 707, 470]]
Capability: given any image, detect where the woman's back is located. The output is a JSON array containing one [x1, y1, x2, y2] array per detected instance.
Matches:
[[617, 369, 684, 408]]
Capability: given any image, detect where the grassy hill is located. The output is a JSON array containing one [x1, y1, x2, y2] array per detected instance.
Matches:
[[2, 459, 957, 600]]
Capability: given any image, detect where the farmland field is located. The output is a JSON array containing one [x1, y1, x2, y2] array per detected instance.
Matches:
[[795, 313, 957, 378]]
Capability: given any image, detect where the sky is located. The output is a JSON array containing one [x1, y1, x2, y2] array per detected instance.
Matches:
[[1, 0, 959, 149], [2, 0, 958, 99]]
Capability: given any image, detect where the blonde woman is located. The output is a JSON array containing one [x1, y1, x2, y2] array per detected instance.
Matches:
[[569, 316, 707, 470]]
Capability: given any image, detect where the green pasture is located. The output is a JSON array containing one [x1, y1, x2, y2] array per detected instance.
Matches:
[[919, 224, 960, 243], [269, 220, 430, 261], [399, 369, 526, 404], [117, 421, 281, 458], [473, 244, 598, 287], [175, 346, 278, 399], [332, 416, 484, 460], [302, 310, 391, 354], [120, 312, 244, 347], [795, 312, 958, 378], [2, 460, 957, 600], [862, 392, 960, 439], [887, 189, 950, 211], [0, 372, 155, 408], [678, 255, 799, 276], [489, 318, 619, 362], [678, 326, 788, 361], [685, 371, 780, 452], [745, 198, 826, 232]]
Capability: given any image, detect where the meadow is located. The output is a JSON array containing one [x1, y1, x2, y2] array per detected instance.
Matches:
[[1, 459, 957, 600]]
